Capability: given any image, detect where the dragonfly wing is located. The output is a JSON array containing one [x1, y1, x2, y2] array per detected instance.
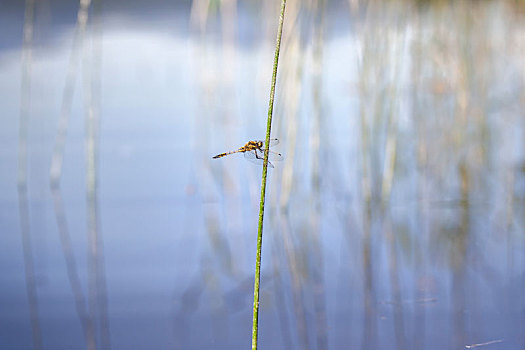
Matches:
[[254, 148, 283, 162], [244, 150, 274, 168], [244, 150, 259, 160], [254, 138, 279, 147], [266, 150, 284, 161], [268, 138, 279, 147], [256, 149, 283, 161], [257, 149, 277, 168]]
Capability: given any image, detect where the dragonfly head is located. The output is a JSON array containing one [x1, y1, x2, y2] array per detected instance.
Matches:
[[257, 141, 263, 148]]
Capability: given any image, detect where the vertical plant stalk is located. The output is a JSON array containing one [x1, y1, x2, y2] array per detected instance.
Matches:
[[18, 1, 43, 349], [49, 0, 91, 185], [252, 0, 287, 349]]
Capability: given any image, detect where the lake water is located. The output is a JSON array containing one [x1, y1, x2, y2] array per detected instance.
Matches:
[[1, 0, 525, 349]]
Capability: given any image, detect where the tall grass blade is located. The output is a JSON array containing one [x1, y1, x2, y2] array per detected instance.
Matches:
[[252, 0, 287, 349]]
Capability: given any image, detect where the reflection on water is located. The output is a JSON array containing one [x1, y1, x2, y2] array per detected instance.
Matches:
[[1, 0, 525, 349]]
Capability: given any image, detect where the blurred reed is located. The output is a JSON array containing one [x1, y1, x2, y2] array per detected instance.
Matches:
[[273, 0, 524, 348], [48, 0, 98, 345], [49, 0, 91, 185], [83, 0, 111, 349], [183, 2, 243, 348], [46, 0, 111, 348], [18, 1, 43, 349], [188, 0, 525, 348]]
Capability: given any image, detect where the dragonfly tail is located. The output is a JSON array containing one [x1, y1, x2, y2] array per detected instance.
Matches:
[[212, 150, 241, 159]]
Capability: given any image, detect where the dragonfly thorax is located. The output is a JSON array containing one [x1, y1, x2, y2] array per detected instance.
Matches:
[[243, 141, 263, 151]]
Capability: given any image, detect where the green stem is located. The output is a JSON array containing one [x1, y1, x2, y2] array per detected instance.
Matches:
[[252, 0, 287, 349]]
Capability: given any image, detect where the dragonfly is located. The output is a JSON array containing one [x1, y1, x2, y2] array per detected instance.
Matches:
[[213, 138, 283, 168]]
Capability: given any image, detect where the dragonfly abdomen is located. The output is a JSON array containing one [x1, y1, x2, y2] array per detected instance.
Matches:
[[212, 149, 244, 159]]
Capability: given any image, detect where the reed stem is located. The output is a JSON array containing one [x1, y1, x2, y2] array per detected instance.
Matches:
[[252, 0, 287, 349]]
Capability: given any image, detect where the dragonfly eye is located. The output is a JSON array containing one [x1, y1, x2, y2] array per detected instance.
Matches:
[[258, 141, 263, 148]]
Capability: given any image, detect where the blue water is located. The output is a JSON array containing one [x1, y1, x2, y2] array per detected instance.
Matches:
[[1, 1, 525, 349]]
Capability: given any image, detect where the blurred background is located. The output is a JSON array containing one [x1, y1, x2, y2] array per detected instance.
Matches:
[[1, 0, 525, 349]]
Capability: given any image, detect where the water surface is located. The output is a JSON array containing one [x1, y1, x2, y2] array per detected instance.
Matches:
[[1, 1, 525, 349]]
